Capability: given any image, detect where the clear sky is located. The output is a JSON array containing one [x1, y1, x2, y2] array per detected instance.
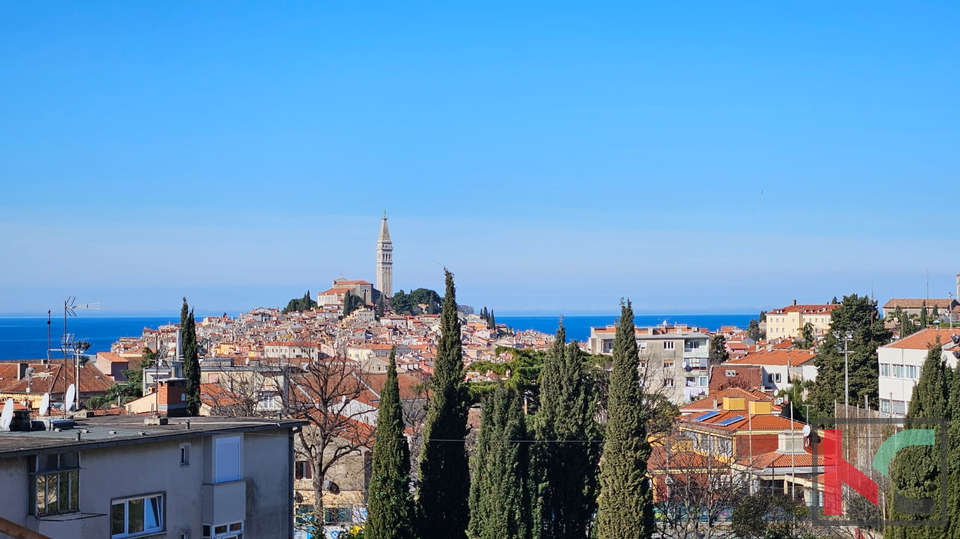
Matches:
[[2, 2, 958, 317]]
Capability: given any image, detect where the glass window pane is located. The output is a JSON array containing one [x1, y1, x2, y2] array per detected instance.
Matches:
[[36, 475, 47, 516], [47, 474, 59, 514], [111, 503, 126, 535], [230, 522, 242, 531], [59, 472, 70, 511], [129, 498, 145, 533], [69, 470, 79, 511], [215, 525, 227, 533], [145, 496, 162, 531]]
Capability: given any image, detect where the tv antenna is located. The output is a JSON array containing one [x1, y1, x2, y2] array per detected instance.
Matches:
[[60, 296, 99, 415]]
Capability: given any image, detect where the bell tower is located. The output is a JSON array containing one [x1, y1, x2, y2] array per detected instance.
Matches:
[[376, 212, 393, 298]]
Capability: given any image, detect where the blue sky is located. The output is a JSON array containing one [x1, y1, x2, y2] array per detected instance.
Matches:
[[2, 2, 958, 317]]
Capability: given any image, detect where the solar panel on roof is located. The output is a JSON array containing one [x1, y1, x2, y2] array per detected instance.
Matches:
[[694, 411, 720, 422], [716, 415, 745, 427]]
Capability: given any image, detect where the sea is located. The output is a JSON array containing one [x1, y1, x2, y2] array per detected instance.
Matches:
[[0, 313, 755, 362]]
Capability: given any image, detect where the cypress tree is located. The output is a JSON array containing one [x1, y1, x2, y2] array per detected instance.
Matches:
[[920, 304, 929, 329], [366, 348, 416, 539], [468, 385, 531, 539], [535, 322, 600, 539], [595, 300, 654, 539], [886, 341, 948, 539], [489, 310, 496, 330], [418, 269, 470, 539], [181, 298, 201, 416]]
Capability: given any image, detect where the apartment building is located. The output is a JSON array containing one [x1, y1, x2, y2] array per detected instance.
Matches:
[[765, 301, 838, 340], [0, 414, 302, 539], [878, 328, 960, 415], [588, 324, 711, 403]]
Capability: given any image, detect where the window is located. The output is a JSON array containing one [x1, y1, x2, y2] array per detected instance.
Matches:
[[325, 507, 354, 525], [699, 376, 708, 387], [180, 443, 190, 466], [663, 361, 675, 369], [774, 373, 782, 383], [111, 494, 163, 538], [880, 364, 890, 377], [214, 436, 242, 483], [663, 378, 675, 387], [907, 365, 917, 379], [663, 341, 675, 350], [295, 461, 313, 480], [880, 399, 890, 413], [211, 521, 243, 539], [32, 452, 80, 516]]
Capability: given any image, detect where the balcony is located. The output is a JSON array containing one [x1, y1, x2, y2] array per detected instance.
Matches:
[[202, 480, 247, 526]]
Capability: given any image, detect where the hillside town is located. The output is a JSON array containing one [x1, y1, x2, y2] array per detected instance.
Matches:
[[2, 216, 960, 539]]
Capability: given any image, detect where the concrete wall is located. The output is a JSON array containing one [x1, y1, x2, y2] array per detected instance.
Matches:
[[0, 428, 295, 539]]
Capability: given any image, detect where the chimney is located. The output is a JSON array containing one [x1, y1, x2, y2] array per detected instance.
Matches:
[[793, 299, 797, 306], [17, 363, 29, 380]]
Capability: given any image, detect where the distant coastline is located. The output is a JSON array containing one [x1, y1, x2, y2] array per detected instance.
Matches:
[[0, 313, 755, 361]]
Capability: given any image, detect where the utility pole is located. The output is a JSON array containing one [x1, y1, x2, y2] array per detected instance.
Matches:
[[836, 331, 854, 410]]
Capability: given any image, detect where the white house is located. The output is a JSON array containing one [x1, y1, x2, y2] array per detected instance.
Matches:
[[878, 328, 960, 416]]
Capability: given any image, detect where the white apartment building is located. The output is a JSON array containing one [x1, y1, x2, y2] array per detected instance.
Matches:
[[588, 324, 710, 404], [0, 414, 302, 539], [878, 328, 960, 415]]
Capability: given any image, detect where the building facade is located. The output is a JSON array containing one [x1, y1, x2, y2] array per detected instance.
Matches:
[[765, 301, 838, 340], [588, 324, 710, 404], [878, 328, 960, 415], [0, 415, 302, 539]]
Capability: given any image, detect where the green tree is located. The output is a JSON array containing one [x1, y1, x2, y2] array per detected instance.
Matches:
[[886, 340, 949, 538], [708, 335, 729, 365], [797, 322, 816, 349], [181, 298, 201, 416], [343, 291, 364, 317], [468, 385, 531, 539], [534, 322, 600, 539], [746, 319, 764, 342], [595, 300, 654, 539], [418, 270, 470, 539], [807, 294, 891, 418], [391, 288, 443, 315], [489, 310, 496, 330], [366, 348, 416, 539], [731, 494, 809, 539], [282, 290, 317, 313], [920, 302, 929, 329]]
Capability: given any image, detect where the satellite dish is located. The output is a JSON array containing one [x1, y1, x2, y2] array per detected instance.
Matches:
[[65, 384, 76, 412], [802, 425, 812, 437], [40, 393, 51, 416], [1, 398, 13, 431]]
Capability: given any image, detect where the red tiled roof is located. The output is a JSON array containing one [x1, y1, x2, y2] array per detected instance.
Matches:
[[771, 304, 838, 315], [885, 328, 959, 350], [725, 349, 816, 367], [680, 387, 771, 411], [883, 298, 956, 310]]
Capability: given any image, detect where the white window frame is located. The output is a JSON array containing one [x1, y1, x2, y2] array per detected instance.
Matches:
[[663, 341, 675, 350], [111, 493, 164, 538]]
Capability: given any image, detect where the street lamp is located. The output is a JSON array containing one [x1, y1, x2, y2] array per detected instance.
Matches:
[[835, 331, 854, 409]]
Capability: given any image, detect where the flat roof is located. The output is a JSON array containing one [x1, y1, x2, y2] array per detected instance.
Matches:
[[0, 415, 304, 457]]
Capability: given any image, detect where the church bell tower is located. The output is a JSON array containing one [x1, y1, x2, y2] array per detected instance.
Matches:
[[376, 212, 393, 298]]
